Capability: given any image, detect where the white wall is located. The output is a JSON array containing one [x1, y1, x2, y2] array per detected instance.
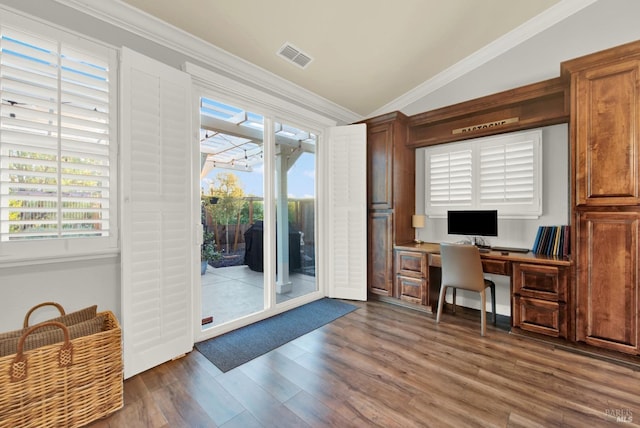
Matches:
[[0, 257, 120, 331], [415, 124, 569, 247], [402, 0, 640, 116]]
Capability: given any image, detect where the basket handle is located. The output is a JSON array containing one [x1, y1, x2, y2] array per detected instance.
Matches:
[[22, 301, 66, 328], [11, 321, 73, 382]]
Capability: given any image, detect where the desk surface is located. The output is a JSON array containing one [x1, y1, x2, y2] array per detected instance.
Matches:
[[395, 242, 572, 267]]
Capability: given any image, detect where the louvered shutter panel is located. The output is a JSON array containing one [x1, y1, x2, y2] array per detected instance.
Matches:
[[427, 149, 472, 214], [479, 130, 541, 215], [425, 130, 541, 217], [0, 26, 115, 243], [120, 48, 193, 378], [480, 141, 534, 203], [327, 124, 366, 300]]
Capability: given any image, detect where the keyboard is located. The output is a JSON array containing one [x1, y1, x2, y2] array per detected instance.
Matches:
[[491, 246, 530, 253]]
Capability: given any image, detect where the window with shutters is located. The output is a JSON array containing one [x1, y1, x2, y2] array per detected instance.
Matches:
[[425, 130, 542, 218], [0, 12, 118, 259]]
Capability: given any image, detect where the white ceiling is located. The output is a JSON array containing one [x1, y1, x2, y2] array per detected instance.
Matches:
[[118, 0, 585, 117]]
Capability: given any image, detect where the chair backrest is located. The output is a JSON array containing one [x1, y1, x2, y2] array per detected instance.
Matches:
[[439, 243, 486, 292]]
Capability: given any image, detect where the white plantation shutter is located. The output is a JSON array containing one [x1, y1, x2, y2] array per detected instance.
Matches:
[[429, 150, 472, 205], [479, 131, 541, 216], [424, 130, 541, 217], [120, 48, 193, 378], [480, 141, 534, 203], [327, 124, 366, 300], [0, 19, 117, 253]]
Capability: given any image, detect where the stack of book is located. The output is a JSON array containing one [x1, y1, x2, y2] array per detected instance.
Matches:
[[532, 225, 570, 257]]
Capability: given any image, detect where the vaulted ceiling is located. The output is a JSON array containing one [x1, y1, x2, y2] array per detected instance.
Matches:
[[119, 0, 587, 117]]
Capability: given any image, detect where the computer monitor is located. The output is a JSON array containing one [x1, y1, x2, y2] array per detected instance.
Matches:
[[447, 210, 498, 237]]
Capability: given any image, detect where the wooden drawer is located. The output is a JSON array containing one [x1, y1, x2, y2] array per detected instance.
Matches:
[[513, 296, 567, 338], [514, 263, 567, 302], [396, 275, 427, 306], [481, 259, 510, 276], [396, 250, 427, 278], [428, 254, 509, 275]]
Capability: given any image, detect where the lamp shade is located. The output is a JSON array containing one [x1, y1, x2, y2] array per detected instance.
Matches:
[[412, 214, 425, 228]]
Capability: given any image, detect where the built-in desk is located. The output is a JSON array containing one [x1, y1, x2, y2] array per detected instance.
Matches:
[[393, 242, 572, 339]]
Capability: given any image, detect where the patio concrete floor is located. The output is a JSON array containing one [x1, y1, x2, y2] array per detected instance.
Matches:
[[201, 264, 317, 327]]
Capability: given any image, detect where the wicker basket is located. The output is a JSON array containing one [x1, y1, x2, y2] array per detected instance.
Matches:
[[0, 311, 123, 428]]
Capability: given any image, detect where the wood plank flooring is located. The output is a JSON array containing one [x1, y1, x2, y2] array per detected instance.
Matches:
[[88, 301, 640, 427]]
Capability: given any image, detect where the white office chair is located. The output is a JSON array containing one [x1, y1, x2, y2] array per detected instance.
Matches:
[[436, 243, 496, 336]]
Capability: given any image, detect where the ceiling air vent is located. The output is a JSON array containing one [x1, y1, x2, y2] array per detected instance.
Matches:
[[277, 42, 313, 69]]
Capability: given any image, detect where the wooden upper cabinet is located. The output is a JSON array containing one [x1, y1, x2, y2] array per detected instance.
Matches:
[[367, 121, 394, 210], [565, 47, 640, 206]]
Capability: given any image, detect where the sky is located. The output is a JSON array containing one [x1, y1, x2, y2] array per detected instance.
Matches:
[[201, 152, 315, 199]]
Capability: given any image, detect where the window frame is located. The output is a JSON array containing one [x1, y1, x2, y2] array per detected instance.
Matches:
[[0, 10, 118, 263], [425, 129, 542, 219]]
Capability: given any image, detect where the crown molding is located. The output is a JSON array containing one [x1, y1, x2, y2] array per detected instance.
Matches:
[[368, 0, 598, 118], [53, 0, 362, 125]]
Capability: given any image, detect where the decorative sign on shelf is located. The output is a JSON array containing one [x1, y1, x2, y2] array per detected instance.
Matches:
[[452, 117, 519, 135]]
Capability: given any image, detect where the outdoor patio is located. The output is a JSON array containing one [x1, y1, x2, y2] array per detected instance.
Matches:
[[201, 264, 317, 327]]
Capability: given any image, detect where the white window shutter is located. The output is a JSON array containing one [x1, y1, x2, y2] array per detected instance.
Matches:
[[120, 48, 193, 378], [479, 131, 541, 216], [0, 23, 117, 250], [424, 129, 541, 217], [327, 124, 367, 300], [480, 141, 534, 203], [426, 148, 472, 215]]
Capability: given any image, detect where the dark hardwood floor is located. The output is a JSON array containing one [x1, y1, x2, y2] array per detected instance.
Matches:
[[88, 301, 640, 427]]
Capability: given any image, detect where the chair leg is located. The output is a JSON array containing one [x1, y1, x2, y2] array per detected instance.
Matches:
[[436, 285, 448, 324], [479, 289, 487, 336], [489, 283, 496, 325], [452, 288, 456, 314]]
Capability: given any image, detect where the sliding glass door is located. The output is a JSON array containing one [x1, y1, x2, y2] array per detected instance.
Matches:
[[199, 98, 265, 328], [197, 97, 319, 333], [274, 122, 317, 304]]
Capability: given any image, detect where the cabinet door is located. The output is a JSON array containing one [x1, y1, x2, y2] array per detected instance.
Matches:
[[576, 211, 639, 354], [573, 59, 640, 206], [367, 122, 394, 210], [368, 212, 393, 296]]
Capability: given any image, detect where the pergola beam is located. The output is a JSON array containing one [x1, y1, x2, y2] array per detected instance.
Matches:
[[201, 115, 316, 153]]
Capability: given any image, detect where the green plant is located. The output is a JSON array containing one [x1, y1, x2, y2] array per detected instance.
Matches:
[[207, 172, 245, 253], [201, 231, 222, 262]]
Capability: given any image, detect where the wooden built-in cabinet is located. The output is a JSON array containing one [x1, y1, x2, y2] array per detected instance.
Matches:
[[395, 250, 428, 306], [512, 263, 569, 338], [562, 39, 640, 355], [364, 112, 415, 300]]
